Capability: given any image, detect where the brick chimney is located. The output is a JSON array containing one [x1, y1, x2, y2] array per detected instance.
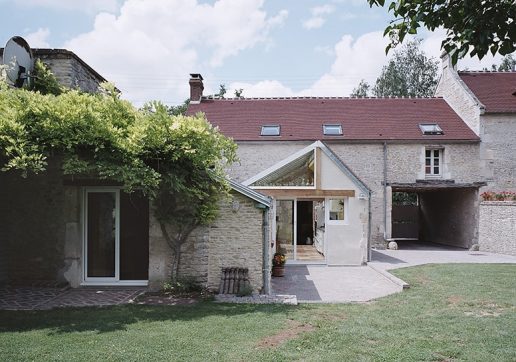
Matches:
[[189, 73, 204, 103]]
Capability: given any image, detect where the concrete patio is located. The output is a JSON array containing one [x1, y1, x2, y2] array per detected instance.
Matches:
[[2, 243, 515, 309], [271, 265, 403, 303], [272, 243, 516, 303]]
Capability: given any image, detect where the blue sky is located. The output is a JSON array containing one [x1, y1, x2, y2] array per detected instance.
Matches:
[[0, 0, 505, 106]]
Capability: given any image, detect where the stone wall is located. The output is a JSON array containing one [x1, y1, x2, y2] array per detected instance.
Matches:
[[479, 201, 516, 256], [435, 59, 482, 135], [231, 141, 482, 248], [148, 213, 210, 290], [435, 58, 516, 193], [480, 114, 516, 192], [35, 52, 104, 93], [207, 193, 264, 293], [0, 49, 104, 93], [149, 192, 266, 293], [0, 158, 69, 284]]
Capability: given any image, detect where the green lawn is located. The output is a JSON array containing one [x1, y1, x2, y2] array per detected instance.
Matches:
[[1, 264, 515, 361]]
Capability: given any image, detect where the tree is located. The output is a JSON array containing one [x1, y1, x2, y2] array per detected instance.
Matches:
[[350, 79, 370, 97], [493, 54, 516, 71], [234, 88, 244, 97], [217, 84, 227, 99], [367, 0, 516, 65], [0, 80, 237, 283], [372, 39, 438, 97], [166, 99, 190, 116]]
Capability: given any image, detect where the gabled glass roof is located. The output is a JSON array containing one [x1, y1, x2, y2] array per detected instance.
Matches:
[[251, 151, 314, 187]]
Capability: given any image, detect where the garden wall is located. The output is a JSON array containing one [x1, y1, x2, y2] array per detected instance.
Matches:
[[479, 201, 516, 256]]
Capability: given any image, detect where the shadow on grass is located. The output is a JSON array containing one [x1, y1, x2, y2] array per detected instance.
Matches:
[[0, 301, 299, 335]]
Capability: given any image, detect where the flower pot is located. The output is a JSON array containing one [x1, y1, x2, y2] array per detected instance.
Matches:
[[272, 265, 285, 277]]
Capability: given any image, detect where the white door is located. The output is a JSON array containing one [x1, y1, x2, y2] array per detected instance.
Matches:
[[325, 197, 362, 265]]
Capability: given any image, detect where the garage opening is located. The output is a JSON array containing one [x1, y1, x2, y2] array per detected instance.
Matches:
[[390, 183, 483, 250]]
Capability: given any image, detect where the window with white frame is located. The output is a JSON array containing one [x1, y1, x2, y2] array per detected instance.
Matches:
[[328, 198, 345, 221], [425, 148, 443, 177]]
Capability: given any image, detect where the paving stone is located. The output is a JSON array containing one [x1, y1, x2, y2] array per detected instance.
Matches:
[[0, 287, 65, 310], [0, 286, 145, 310]]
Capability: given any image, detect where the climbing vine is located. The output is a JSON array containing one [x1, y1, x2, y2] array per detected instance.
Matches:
[[0, 80, 237, 281]]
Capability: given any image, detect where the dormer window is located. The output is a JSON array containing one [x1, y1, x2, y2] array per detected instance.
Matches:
[[323, 124, 343, 135], [419, 123, 443, 135], [261, 125, 280, 136]]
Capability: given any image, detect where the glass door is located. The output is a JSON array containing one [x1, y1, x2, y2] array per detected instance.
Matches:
[[276, 200, 294, 260], [84, 189, 119, 282], [275, 199, 326, 263]]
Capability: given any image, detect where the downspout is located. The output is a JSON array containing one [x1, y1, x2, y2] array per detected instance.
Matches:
[[262, 207, 271, 295], [367, 192, 372, 262], [383, 141, 388, 243]]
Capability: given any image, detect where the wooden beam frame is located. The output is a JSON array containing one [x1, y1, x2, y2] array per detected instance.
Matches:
[[315, 147, 321, 190], [257, 189, 355, 198]]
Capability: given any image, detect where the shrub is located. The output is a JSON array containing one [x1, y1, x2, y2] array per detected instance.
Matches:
[[236, 285, 253, 297], [481, 191, 516, 201], [162, 276, 203, 294]]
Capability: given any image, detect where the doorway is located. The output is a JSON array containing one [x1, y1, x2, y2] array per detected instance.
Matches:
[[275, 199, 325, 263], [84, 188, 149, 285]]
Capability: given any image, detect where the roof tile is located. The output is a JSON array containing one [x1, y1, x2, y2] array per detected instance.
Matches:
[[187, 97, 479, 141], [459, 71, 516, 113]]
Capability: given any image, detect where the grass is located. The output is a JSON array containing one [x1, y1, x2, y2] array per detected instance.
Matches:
[[1, 264, 515, 361]]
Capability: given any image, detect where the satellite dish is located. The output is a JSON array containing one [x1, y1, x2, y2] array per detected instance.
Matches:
[[2, 36, 33, 87]]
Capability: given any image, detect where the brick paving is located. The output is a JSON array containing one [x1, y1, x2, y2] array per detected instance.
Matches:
[[0, 286, 146, 310], [0, 286, 66, 310]]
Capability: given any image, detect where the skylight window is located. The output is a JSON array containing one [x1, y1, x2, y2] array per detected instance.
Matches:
[[261, 125, 280, 136], [419, 124, 443, 135], [323, 124, 343, 135]]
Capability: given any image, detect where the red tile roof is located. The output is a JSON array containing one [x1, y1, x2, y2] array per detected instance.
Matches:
[[187, 97, 479, 141], [459, 71, 516, 113]]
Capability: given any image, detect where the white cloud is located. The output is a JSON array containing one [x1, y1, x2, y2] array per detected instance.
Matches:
[[312, 4, 335, 16], [24, 27, 50, 48], [227, 29, 509, 99], [419, 28, 504, 71], [228, 80, 295, 98], [314, 45, 334, 56], [229, 31, 390, 98], [303, 17, 325, 30], [63, 0, 287, 105], [11, 0, 121, 13], [303, 4, 335, 30], [307, 32, 389, 96]]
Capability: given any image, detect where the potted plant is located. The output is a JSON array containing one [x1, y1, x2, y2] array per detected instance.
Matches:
[[272, 252, 286, 277]]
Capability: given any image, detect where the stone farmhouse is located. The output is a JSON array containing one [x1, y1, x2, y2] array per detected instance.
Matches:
[[436, 54, 516, 192], [0, 48, 273, 293], [187, 55, 516, 275], [0, 48, 514, 294]]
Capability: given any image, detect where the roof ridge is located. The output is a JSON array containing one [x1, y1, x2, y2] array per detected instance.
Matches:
[[459, 70, 516, 74], [201, 96, 445, 101]]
